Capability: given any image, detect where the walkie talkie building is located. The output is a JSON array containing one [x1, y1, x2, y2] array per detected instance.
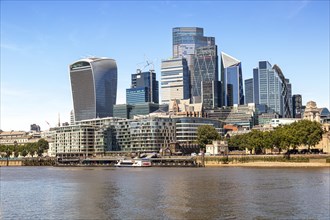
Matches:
[[69, 57, 117, 122]]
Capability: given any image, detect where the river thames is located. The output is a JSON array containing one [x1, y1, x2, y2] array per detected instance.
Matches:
[[1, 167, 329, 219]]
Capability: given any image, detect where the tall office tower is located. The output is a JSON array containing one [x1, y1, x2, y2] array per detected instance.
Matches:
[[245, 78, 254, 104], [201, 81, 218, 109], [172, 27, 215, 100], [126, 69, 159, 105], [69, 58, 117, 121], [193, 45, 219, 104], [253, 61, 292, 117], [273, 64, 292, 118], [285, 79, 293, 117], [292, 94, 302, 118], [161, 58, 190, 104], [221, 52, 244, 107]]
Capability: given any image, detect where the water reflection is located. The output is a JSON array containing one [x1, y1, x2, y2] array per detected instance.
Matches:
[[1, 167, 329, 219]]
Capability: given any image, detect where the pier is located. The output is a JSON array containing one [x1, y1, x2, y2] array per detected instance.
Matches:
[[55, 156, 198, 167]]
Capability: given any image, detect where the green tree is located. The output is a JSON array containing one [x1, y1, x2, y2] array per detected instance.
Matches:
[[246, 130, 265, 154], [21, 149, 28, 157], [294, 120, 323, 151], [37, 138, 49, 150], [196, 125, 220, 149], [26, 143, 38, 157], [228, 134, 246, 150], [262, 131, 273, 153]]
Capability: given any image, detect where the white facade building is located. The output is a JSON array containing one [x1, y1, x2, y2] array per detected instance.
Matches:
[[161, 58, 190, 104]]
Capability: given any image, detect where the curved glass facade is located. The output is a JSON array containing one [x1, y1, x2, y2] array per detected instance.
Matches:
[[70, 58, 117, 122], [174, 117, 224, 144]]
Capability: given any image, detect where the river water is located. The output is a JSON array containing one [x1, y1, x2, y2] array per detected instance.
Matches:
[[0, 167, 329, 220]]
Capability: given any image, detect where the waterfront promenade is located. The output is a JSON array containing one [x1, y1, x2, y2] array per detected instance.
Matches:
[[1, 154, 329, 167], [199, 154, 330, 168], [205, 161, 330, 167]]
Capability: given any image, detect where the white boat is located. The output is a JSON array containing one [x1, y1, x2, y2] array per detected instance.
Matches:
[[115, 158, 151, 167]]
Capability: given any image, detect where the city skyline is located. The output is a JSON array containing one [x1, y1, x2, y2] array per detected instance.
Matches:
[[1, 1, 329, 131]]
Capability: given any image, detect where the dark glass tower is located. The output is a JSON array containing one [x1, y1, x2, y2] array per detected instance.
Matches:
[[245, 78, 253, 104], [292, 94, 302, 118], [126, 69, 159, 104], [69, 58, 117, 121]]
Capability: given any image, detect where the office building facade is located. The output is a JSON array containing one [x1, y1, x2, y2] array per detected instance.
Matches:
[[172, 27, 215, 100], [245, 78, 253, 104], [201, 81, 218, 109], [30, 124, 41, 132], [221, 52, 244, 107], [126, 69, 159, 104], [113, 104, 134, 119], [292, 94, 303, 118], [126, 87, 149, 105], [69, 58, 117, 121], [174, 117, 224, 144], [286, 79, 293, 117], [193, 45, 219, 104], [253, 61, 291, 117], [161, 58, 190, 103], [113, 103, 160, 119]]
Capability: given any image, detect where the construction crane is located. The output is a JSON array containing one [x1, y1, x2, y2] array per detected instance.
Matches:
[[136, 55, 155, 72], [135, 56, 157, 103]]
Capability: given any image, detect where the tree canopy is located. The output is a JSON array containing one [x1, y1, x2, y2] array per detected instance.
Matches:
[[227, 120, 324, 154], [0, 138, 49, 157], [196, 125, 221, 148]]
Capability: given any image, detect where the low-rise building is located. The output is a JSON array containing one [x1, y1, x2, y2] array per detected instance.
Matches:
[[174, 116, 224, 145], [0, 131, 39, 145], [206, 140, 228, 155], [49, 113, 225, 156], [206, 103, 257, 129], [169, 99, 204, 117], [270, 118, 300, 127]]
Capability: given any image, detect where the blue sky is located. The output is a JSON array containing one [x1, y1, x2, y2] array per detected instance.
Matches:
[[1, 1, 329, 131]]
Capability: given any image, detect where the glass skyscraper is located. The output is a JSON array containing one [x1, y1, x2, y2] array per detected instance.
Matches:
[[172, 27, 215, 101], [126, 87, 148, 105], [126, 69, 159, 104], [69, 57, 117, 122], [253, 61, 292, 117], [201, 81, 218, 109], [286, 79, 293, 117], [193, 45, 219, 104], [221, 52, 244, 107], [161, 58, 190, 104], [245, 78, 253, 104], [172, 27, 215, 58], [292, 94, 302, 118]]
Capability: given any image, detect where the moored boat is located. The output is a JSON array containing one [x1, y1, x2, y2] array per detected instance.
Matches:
[[115, 158, 151, 167]]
